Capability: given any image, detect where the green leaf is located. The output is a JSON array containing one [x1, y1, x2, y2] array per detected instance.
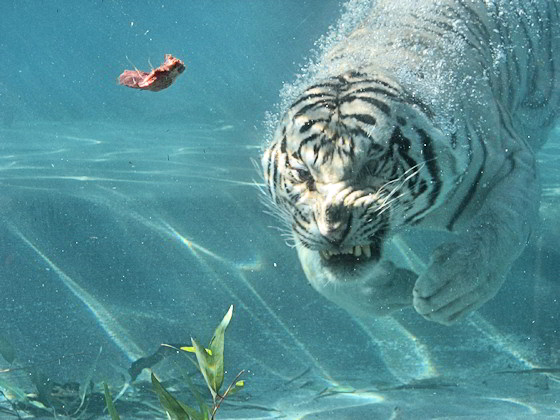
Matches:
[[225, 378, 245, 398], [103, 382, 121, 420], [151, 372, 203, 420], [180, 346, 212, 356], [177, 362, 210, 419], [192, 305, 234, 399], [191, 338, 215, 400], [209, 305, 233, 360], [0, 335, 15, 364], [30, 370, 54, 408], [72, 346, 102, 416], [0, 377, 30, 404]]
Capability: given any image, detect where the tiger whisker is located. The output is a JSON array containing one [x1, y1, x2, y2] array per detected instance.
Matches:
[[377, 193, 406, 215], [293, 223, 323, 248], [259, 187, 294, 227], [376, 162, 425, 195], [377, 162, 421, 189], [378, 164, 424, 206], [379, 180, 407, 207], [270, 225, 293, 235], [280, 233, 297, 248], [375, 177, 402, 195], [262, 206, 292, 228], [280, 232, 295, 239]]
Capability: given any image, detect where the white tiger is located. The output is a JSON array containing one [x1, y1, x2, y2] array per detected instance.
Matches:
[[261, 0, 560, 325]]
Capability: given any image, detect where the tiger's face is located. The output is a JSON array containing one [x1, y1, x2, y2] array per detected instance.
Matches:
[[262, 71, 452, 281]]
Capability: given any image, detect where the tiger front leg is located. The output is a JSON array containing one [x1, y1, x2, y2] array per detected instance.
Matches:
[[413, 146, 539, 325]]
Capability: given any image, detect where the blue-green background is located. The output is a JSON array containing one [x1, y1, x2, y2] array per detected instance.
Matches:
[[1, 1, 559, 418]]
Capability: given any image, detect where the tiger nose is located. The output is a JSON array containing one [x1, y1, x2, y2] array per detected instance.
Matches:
[[316, 203, 351, 244]]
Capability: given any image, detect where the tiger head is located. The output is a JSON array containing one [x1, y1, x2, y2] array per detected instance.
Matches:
[[262, 71, 456, 281]]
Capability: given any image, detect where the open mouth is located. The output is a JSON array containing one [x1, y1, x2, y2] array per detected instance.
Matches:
[[319, 244, 380, 264]]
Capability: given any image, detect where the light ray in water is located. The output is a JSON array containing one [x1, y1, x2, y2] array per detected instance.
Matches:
[[154, 219, 336, 381], [392, 235, 540, 370], [159, 220, 264, 271], [9, 225, 144, 362], [0, 175, 178, 185], [174, 175, 261, 187], [235, 256, 264, 272], [483, 397, 538, 414], [115, 214, 295, 381], [0, 183, 53, 193], [158, 220, 231, 264], [276, 389, 384, 420], [353, 316, 436, 383], [58, 135, 103, 145], [467, 313, 538, 370]]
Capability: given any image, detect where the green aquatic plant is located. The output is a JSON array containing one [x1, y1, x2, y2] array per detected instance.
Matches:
[[0, 334, 16, 365], [105, 305, 244, 420], [103, 382, 121, 420], [0, 343, 100, 418]]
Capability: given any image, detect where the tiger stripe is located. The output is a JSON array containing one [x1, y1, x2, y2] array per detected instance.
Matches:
[[261, 0, 559, 258]]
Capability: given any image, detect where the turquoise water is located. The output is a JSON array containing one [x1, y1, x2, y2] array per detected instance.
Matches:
[[1, 1, 559, 419]]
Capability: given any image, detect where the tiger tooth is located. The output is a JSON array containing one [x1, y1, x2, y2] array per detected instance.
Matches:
[[354, 245, 362, 257], [363, 245, 372, 258]]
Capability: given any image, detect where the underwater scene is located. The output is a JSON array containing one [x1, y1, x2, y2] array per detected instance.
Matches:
[[0, 1, 559, 419]]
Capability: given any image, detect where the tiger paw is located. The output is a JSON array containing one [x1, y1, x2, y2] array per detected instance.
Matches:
[[412, 241, 505, 325]]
